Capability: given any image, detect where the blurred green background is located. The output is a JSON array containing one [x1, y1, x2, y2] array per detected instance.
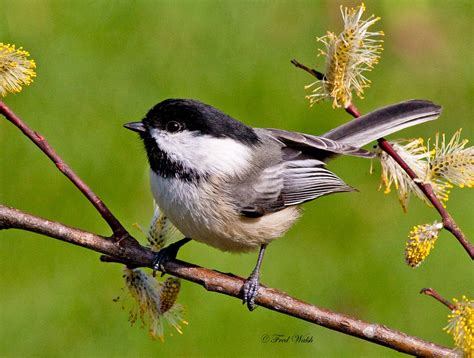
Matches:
[[0, 0, 472, 356]]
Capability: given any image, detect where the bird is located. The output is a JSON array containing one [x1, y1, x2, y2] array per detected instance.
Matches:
[[124, 98, 441, 310]]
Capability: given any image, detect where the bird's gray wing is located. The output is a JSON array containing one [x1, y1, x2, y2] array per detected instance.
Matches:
[[236, 130, 359, 218], [237, 159, 354, 217], [280, 159, 355, 206], [237, 163, 285, 217], [266, 128, 374, 160]]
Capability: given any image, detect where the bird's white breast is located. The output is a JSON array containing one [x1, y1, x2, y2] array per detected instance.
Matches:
[[150, 171, 300, 253]]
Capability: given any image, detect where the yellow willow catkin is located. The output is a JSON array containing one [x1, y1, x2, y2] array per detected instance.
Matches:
[[306, 3, 383, 108], [0, 43, 36, 96]]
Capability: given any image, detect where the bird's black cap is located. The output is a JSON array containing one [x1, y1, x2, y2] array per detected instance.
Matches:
[[142, 99, 260, 145]]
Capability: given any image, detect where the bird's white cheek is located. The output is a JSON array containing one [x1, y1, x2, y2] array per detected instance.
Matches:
[[188, 136, 253, 176], [151, 129, 252, 176]]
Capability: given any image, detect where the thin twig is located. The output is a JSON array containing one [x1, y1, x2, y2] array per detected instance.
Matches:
[[291, 59, 325, 80], [420, 288, 456, 311], [291, 59, 473, 259], [0, 101, 131, 241], [0, 204, 455, 357], [345, 103, 361, 118]]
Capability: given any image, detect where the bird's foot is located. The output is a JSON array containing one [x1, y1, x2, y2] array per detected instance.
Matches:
[[242, 270, 260, 311], [152, 238, 191, 276]]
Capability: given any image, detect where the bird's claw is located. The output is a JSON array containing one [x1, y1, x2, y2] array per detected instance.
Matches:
[[242, 271, 260, 311], [151, 237, 191, 276], [152, 247, 175, 276]]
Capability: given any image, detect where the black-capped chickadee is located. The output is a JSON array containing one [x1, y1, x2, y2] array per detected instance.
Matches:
[[124, 98, 441, 310]]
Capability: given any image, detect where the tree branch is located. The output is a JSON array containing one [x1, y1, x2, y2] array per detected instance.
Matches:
[[0, 101, 131, 241], [0, 204, 455, 357], [420, 288, 455, 311], [291, 60, 473, 260], [290, 59, 325, 80]]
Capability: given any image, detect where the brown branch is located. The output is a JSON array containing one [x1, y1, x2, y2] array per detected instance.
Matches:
[[290, 59, 473, 259], [345, 103, 361, 118], [0, 204, 455, 357], [420, 288, 455, 311], [0, 101, 130, 241], [291, 59, 325, 80]]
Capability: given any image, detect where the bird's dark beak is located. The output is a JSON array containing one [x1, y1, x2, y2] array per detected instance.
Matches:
[[123, 122, 146, 133]]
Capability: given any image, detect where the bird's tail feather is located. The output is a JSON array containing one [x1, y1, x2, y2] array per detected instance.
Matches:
[[322, 100, 442, 147]]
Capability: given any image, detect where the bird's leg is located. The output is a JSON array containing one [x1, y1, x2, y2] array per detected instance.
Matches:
[[152, 237, 191, 276], [242, 244, 267, 311]]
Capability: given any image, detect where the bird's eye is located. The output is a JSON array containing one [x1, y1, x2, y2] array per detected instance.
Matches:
[[166, 121, 183, 133]]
